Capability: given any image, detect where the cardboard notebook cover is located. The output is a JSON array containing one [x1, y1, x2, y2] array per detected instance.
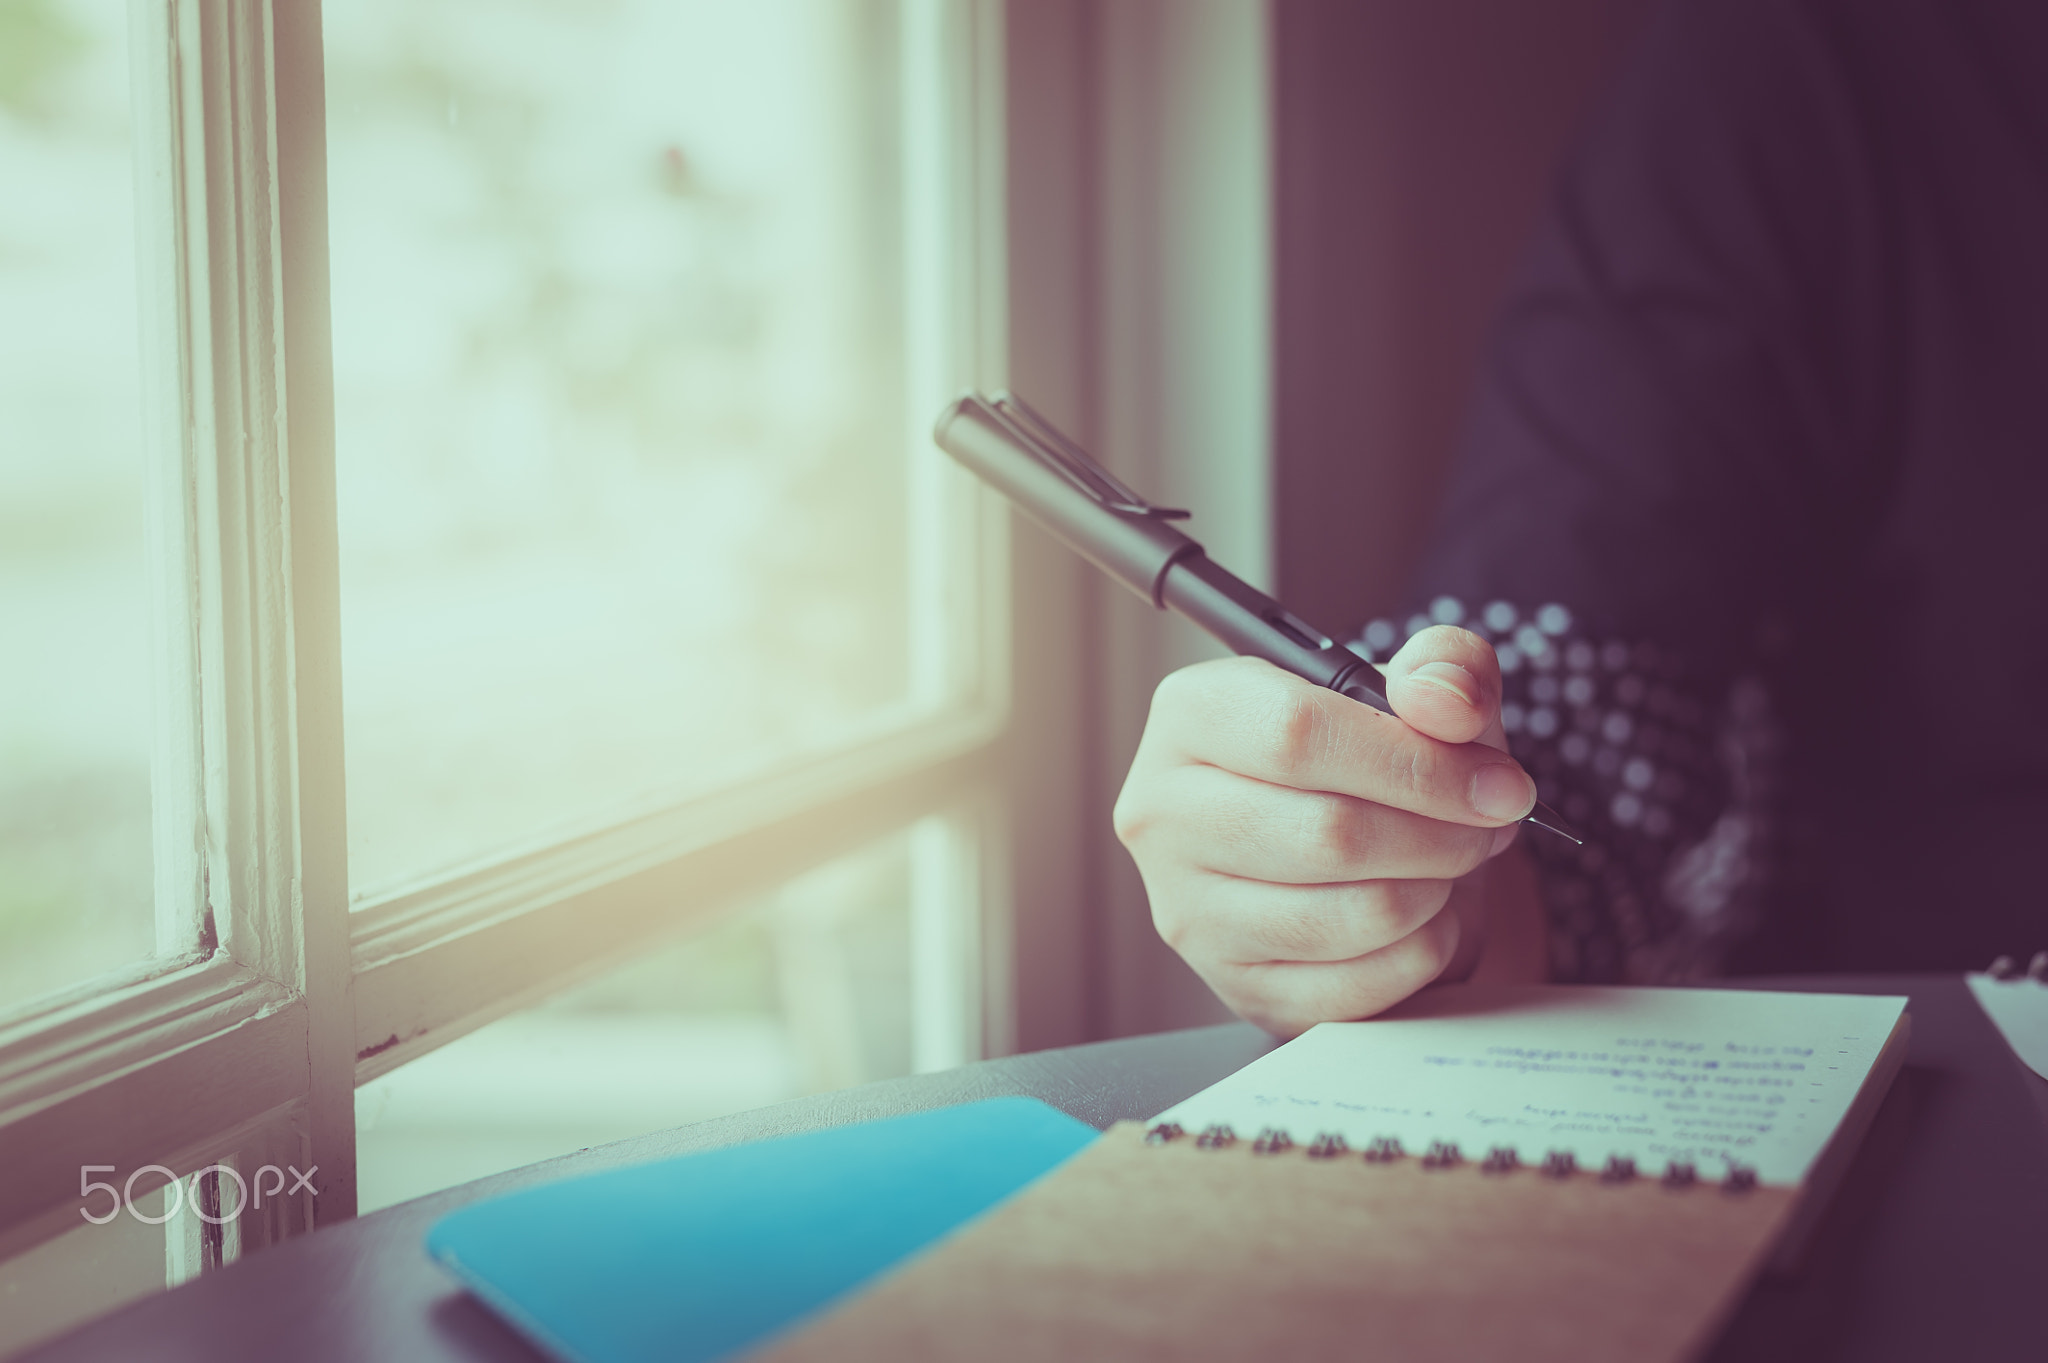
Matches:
[[758, 1001, 1910, 1363]]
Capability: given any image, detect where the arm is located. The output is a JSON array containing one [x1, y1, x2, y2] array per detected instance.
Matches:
[[1388, 0, 1879, 980], [1123, 0, 1878, 1024]]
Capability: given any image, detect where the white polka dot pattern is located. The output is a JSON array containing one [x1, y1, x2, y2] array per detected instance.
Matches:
[[1354, 601, 1779, 983]]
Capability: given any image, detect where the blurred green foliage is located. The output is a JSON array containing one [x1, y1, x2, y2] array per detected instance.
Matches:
[[0, 0, 86, 119]]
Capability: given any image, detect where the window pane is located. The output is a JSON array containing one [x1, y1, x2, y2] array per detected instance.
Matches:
[[0, 0, 153, 1011], [0, 1184, 168, 1357], [354, 830, 915, 1212], [325, 0, 916, 899]]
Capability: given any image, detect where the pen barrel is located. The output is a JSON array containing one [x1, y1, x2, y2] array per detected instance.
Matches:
[[935, 398, 1199, 606], [1159, 555, 1392, 714]]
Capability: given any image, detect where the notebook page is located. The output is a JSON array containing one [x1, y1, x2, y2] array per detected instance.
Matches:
[[1966, 972, 2048, 1079], [1156, 985, 1906, 1186]]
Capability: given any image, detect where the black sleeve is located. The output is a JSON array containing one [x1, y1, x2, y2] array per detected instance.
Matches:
[[1355, 597, 1781, 983], [1390, 0, 1887, 981]]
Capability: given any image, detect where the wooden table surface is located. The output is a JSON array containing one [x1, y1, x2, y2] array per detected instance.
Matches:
[[22, 975, 2048, 1363]]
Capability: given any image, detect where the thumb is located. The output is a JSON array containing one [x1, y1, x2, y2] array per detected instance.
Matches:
[[1381, 624, 1509, 751]]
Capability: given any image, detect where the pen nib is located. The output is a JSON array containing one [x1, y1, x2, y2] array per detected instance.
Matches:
[[1524, 800, 1584, 846]]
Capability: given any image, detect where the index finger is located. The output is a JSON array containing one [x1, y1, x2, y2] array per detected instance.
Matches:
[[1147, 657, 1537, 827]]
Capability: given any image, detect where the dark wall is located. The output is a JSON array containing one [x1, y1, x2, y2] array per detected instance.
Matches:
[[1272, 0, 1648, 637]]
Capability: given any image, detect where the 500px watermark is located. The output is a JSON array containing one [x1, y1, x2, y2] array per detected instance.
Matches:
[[78, 1164, 318, 1225]]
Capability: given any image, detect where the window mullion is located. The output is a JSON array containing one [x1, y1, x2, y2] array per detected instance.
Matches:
[[153, 0, 356, 1228]]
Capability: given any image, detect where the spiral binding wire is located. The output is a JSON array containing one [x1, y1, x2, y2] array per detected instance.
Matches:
[[1141, 1122, 1756, 1193], [1420, 1141, 1462, 1170], [1252, 1127, 1293, 1155]]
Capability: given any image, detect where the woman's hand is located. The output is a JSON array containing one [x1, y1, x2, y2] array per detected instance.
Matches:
[[1112, 626, 1538, 1037]]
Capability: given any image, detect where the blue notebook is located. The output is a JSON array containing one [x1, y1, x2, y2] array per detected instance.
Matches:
[[425, 1097, 1099, 1363]]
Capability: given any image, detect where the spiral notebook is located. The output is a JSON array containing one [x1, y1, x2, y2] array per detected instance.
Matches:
[[756, 984, 1910, 1363]]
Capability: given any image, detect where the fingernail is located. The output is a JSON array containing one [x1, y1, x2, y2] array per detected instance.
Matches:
[[1410, 660, 1478, 707], [1471, 763, 1536, 822]]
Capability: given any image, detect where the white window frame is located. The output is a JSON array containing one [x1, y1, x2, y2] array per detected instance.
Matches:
[[0, 0, 1030, 1268], [0, 0, 1273, 1289]]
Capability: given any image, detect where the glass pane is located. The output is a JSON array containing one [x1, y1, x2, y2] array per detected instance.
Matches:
[[0, 1184, 168, 1356], [354, 830, 915, 1212], [325, 0, 915, 899], [0, 0, 153, 1011]]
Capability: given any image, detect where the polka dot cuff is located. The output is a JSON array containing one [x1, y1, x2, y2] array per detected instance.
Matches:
[[1355, 598, 1779, 983]]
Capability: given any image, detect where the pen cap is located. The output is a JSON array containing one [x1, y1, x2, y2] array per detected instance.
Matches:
[[934, 395, 1199, 607]]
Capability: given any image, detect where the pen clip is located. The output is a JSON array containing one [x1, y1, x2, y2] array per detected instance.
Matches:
[[987, 391, 1192, 521]]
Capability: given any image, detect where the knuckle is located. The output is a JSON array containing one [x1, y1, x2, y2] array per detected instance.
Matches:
[[1110, 786, 1151, 849], [1263, 686, 1332, 780], [1149, 663, 1200, 717], [1378, 736, 1446, 807], [1341, 878, 1405, 941], [1149, 658, 1288, 764], [1143, 666, 1220, 754], [1298, 794, 1368, 876], [1352, 879, 1452, 952], [1223, 972, 1311, 1039], [1151, 902, 1193, 955], [1247, 1006, 1313, 1041], [1136, 866, 1196, 936], [1112, 750, 1192, 852], [1154, 656, 1256, 715], [1370, 877, 1444, 936], [1351, 880, 1400, 933], [1405, 914, 1459, 983], [1144, 871, 1207, 958]]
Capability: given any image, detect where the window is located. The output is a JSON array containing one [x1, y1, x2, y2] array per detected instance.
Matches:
[[352, 823, 952, 1213], [0, 1, 1046, 1346], [322, 0, 936, 898], [0, 0, 1272, 1346], [0, 0, 158, 1032]]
